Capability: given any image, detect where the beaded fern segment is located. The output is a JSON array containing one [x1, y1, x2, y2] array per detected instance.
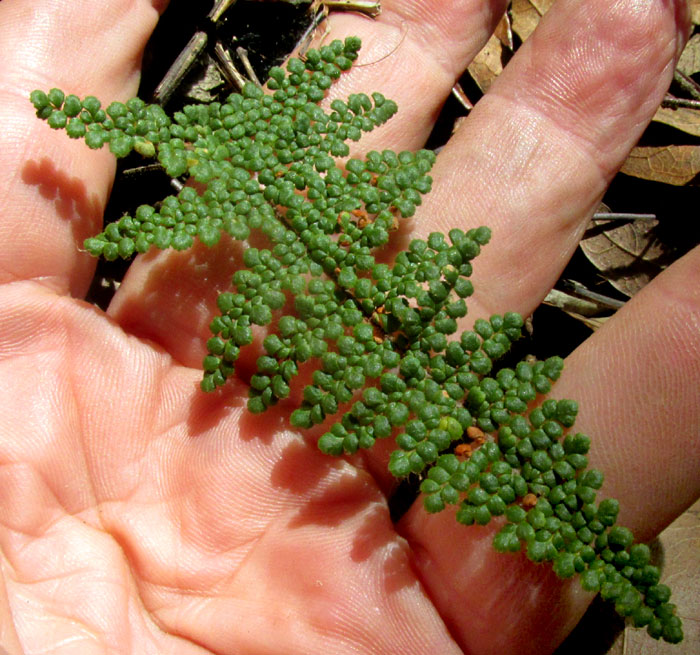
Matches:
[[426, 381, 683, 641], [31, 37, 683, 645], [30, 38, 399, 259], [286, 226, 524, 456]]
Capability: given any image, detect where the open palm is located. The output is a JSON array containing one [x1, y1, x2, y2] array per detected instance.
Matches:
[[0, 0, 698, 653]]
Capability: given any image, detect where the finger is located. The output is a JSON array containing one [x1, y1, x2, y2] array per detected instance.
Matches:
[[302, 0, 510, 150], [399, 510, 592, 655], [107, 0, 510, 367], [418, 0, 689, 321], [547, 246, 700, 539], [0, 0, 168, 298], [397, 245, 700, 655]]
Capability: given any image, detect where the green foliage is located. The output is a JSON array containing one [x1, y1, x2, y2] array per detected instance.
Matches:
[[32, 37, 683, 645]]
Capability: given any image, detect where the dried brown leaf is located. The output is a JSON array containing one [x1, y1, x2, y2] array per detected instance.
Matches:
[[621, 145, 700, 186], [529, 0, 554, 11], [511, 0, 554, 42], [653, 105, 700, 138], [580, 214, 674, 297], [678, 33, 700, 76], [494, 11, 513, 50], [467, 33, 504, 93], [691, 0, 700, 26]]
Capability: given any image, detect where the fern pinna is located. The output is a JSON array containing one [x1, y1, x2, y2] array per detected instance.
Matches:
[[31, 37, 683, 644]]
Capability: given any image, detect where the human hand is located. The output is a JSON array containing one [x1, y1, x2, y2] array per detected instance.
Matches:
[[0, 0, 697, 653]]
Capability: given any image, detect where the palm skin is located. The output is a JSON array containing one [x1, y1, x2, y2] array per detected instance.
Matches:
[[0, 0, 698, 653]]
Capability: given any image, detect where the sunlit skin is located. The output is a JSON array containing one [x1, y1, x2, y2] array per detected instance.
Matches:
[[0, 1, 698, 653]]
